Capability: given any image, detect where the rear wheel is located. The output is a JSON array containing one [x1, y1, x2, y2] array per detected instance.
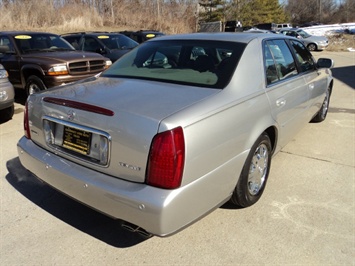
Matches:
[[230, 133, 272, 208], [25, 75, 46, 95], [311, 86, 331, 123]]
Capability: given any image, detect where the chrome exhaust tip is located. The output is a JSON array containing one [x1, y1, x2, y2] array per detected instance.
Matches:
[[121, 221, 152, 238]]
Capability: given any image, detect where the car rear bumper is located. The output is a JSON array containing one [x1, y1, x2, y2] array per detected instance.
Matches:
[[17, 136, 228, 236]]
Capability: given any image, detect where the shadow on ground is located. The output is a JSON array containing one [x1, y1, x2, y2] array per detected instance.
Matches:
[[6, 157, 149, 248], [14, 88, 27, 105], [331, 65, 355, 89]]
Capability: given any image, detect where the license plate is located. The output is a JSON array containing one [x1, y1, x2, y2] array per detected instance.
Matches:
[[62, 126, 92, 155]]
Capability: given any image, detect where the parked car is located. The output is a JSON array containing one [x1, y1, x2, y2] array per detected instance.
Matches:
[[254, 23, 277, 31], [276, 23, 292, 31], [0, 31, 112, 95], [279, 28, 329, 51], [0, 63, 14, 121], [17, 32, 334, 237], [224, 20, 243, 32], [62, 32, 139, 62], [119, 30, 165, 43]]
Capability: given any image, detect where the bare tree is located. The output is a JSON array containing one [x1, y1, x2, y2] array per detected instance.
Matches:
[[285, 0, 347, 25]]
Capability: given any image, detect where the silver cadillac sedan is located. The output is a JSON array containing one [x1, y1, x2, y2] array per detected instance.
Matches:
[[17, 33, 333, 237]]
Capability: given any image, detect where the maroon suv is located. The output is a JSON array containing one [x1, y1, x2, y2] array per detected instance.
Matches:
[[0, 31, 112, 95]]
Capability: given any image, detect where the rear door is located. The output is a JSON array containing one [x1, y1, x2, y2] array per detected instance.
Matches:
[[264, 39, 309, 149]]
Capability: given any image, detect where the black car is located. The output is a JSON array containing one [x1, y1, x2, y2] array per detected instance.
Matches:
[[119, 30, 165, 43], [62, 32, 139, 62]]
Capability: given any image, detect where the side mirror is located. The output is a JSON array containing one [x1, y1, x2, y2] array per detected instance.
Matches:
[[317, 58, 334, 69], [0, 46, 9, 53]]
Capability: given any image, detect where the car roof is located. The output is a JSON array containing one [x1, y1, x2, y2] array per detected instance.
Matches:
[[121, 30, 163, 34], [281, 28, 301, 32], [0, 31, 58, 36], [62, 32, 125, 36], [148, 32, 291, 44]]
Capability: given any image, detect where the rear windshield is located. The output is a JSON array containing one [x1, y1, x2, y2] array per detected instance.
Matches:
[[102, 40, 246, 89]]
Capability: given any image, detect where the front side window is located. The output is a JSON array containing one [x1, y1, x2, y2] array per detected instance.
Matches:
[[289, 40, 316, 73], [63, 36, 81, 49], [83, 37, 102, 53], [264, 39, 298, 85], [0, 36, 14, 53], [102, 40, 246, 89]]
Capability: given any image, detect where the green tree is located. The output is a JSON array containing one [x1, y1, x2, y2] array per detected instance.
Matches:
[[199, 0, 225, 22], [239, 0, 287, 27]]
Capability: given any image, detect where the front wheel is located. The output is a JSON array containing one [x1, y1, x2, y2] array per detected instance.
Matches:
[[230, 133, 272, 208], [25, 75, 46, 95], [311, 86, 331, 123]]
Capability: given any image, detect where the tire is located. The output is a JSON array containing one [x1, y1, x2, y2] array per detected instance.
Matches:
[[230, 133, 272, 208], [25, 75, 46, 95], [0, 105, 14, 122], [311, 86, 331, 123], [307, 43, 317, 51]]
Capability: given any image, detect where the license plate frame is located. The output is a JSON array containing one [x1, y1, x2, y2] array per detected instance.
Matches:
[[62, 126, 92, 155]]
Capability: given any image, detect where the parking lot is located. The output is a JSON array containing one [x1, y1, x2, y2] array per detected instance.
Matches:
[[1, 51, 354, 265]]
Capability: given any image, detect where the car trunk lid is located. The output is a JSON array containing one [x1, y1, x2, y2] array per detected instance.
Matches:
[[28, 76, 218, 183]]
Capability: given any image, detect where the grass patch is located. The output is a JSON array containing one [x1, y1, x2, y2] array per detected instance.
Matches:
[[327, 34, 355, 51]]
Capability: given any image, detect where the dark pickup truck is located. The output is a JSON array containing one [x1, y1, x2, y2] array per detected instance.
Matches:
[[0, 31, 112, 95]]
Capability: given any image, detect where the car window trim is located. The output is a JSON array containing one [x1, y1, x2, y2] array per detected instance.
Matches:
[[286, 39, 317, 75], [263, 38, 301, 88]]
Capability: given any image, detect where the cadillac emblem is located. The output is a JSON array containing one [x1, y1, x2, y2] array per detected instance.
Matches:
[[67, 110, 75, 121]]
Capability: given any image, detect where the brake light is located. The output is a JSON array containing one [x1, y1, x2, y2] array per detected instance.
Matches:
[[146, 127, 185, 189], [24, 101, 31, 139]]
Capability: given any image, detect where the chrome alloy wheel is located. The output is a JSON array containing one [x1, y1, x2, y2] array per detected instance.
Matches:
[[247, 143, 269, 196], [320, 87, 330, 119], [28, 83, 41, 95]]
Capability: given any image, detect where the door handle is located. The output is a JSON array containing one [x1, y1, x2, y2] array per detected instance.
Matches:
[[276, 98, 286, 107], [309, 83, 315, 90]]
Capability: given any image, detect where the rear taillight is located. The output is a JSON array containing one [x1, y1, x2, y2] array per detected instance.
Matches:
[[146, 127, 185, 189], [24, 101, 31, 139]]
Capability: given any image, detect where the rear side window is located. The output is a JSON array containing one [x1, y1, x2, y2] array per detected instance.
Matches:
[[102, 40, 246, 89], [289, 40, 316, 73], [264, 39, 298, 85]]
